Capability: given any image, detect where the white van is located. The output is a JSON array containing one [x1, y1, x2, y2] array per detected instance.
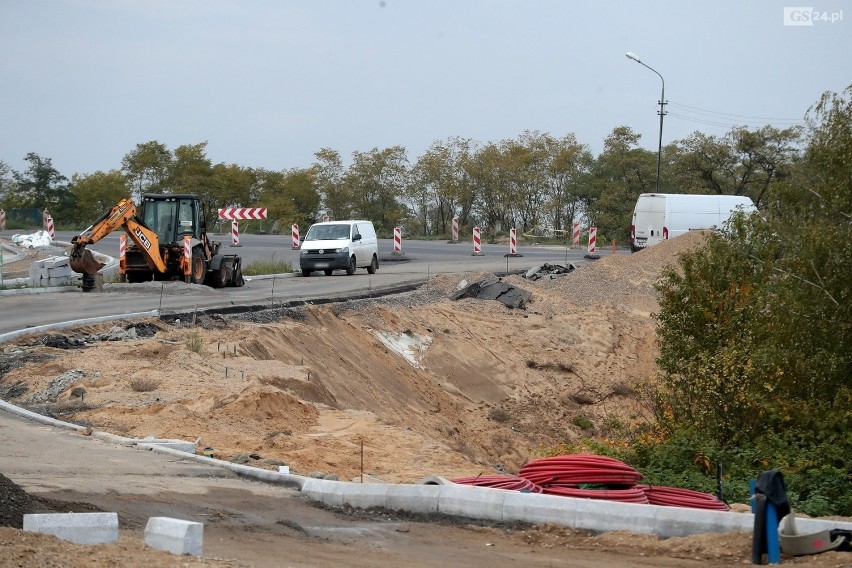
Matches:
[[631, 193, 755, 252], [299, 220, 379, 276]]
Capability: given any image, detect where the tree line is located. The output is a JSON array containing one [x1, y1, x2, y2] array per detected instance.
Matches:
[[0, 120, 801, 242]]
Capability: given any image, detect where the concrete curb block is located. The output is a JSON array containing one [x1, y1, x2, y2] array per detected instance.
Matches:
[[0, 310, 159, 343], [0, 399, 87, 432], [23, 512, 119, 545], [144, 517, 203, 556]]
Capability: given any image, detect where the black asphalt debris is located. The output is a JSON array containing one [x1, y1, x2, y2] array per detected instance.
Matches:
[[451, 277, 531, 309]]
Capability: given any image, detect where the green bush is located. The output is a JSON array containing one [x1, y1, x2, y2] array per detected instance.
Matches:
[[241, 256, 293, 276]]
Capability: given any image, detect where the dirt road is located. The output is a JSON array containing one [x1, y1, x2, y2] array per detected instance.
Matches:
[[1, 410, 778, 567]]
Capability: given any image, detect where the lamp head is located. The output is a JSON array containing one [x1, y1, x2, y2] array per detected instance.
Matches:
[[625, 51, 640, 62]]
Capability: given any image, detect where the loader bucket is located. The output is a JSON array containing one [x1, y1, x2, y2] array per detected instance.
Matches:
[[69, 247, 105, 275]]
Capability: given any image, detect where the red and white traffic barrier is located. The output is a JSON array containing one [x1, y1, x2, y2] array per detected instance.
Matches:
[[46, 216, 55, 240], [321, 214, 330, 222], [573, 222, 580, 246], [393, 226, 403, 254], [118, 234, 127, 281], [183, 235, 191, 259], [0, 208, 5, 230], [472, 227, 483, 256], [452, 216, 459, 241], [291, 224, 300, 249], [588, 227, 597, 255], [231, 221, 240, 246], [509, 227, 518, 255], [42, 209, 50, 230]]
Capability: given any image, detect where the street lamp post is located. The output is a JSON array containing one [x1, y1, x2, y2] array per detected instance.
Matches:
[[625, 52, 666, 192]]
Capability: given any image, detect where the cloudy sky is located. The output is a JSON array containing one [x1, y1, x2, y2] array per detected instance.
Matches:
[[0, 1, 848, 178]]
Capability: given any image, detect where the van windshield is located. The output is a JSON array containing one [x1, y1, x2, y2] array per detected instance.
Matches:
[[305, 224, 351, 241]]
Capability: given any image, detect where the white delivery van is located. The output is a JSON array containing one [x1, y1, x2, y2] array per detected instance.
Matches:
[[299, 220, 379, 276], [631, 193, 755, 252]]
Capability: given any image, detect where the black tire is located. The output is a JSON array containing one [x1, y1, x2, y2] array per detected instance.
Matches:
[[345, 256, 356, 275], [214, 264, 228, 288], [302, 269, 311, 277], [367, 254, 378, 274], [324, 268, 333, 276], [190, 247, 207, 284]]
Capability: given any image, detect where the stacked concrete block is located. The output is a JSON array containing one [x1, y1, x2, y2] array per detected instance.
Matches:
[[28, 256, 78, 287], [23, 512, 119, 544], [144, 517, 204, 556]]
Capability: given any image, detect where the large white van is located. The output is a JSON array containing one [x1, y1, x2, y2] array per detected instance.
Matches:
[[299, 220, 379, 276], [630, 193, 754, 252]]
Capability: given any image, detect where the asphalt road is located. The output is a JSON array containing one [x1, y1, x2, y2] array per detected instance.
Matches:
[[1, 230, 618, 336]]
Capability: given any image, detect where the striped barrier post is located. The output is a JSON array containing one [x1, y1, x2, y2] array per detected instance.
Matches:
[[452, 217, 459, 242], [573, 222, 580, 246], [509, 228, 517, 255], [588, 227, 597, 255], [321, 214, 330, 222], [183, 236, 192, 281], [42, 209, 49, 230], [0, 209, 5, 230], [393, 226, 403, 254], [119, 235, 127, 282], [472, 227, 483, 256], [291, 224, 300, 250], [231, 221, 240, 246], [46, 216, 55, 240]]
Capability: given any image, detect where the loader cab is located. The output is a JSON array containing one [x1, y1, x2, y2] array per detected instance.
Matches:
[[140, 194, 205, 244]]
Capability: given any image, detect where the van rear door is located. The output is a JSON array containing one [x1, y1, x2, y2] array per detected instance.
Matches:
[[632, 195, 666, 250]]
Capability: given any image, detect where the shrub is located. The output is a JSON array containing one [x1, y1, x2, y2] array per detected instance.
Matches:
[[128, 378, 160, 392]]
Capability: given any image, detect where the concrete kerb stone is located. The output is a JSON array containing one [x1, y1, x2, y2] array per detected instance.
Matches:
[[340, 482, 389, 510], [654, 506, 752, 538], [144, 516, 204, 556], [572, 497, 658, 534], [502, 491, 577, 526], [385, 484, 441, 514], [23, 512, 119, 545], [438, 484, 506, 522], [0, 399, 87, 433], [0, 310, 159, 343]]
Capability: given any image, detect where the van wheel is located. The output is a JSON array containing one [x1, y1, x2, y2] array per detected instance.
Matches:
[[367, 254, 378, 274], [302, 269, 311, 277], [346, 256, 356, 275], [324, 269, 333, 276]]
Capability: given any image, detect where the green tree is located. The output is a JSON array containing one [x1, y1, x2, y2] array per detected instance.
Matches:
[[208, 163, 258, 228], [9, 153, 73, 223], [646, 85, 852, 515], [69, 170, 130, 225], [121, 141, 172, 199], [671, 126, 801, 207], [312, 148, 351, 221], [169, 143, 214, 219], [585, 126, 656, 243], [0, 160, 12, 204], [410, 137, 475, 236], [345, 146, 409, 232], [257, 168, 320, 230]]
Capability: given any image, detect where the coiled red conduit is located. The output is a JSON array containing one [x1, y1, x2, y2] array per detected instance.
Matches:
[[450, 474, 542, 492], [516, 455, 728, 510]]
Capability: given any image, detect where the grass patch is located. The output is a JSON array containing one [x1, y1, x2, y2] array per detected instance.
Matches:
[[185, 332, 204, 353], [242, 256, 294, 276], [128, 377, 160, 392]]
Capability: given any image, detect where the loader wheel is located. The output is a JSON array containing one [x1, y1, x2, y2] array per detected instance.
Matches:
[[190, 248, 207, 284]]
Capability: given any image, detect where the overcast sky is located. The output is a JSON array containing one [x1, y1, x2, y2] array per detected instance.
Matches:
[[1, 0, 849, 178]]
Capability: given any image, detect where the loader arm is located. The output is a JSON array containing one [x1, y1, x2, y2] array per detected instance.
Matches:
[[69, 198, 168, 275]]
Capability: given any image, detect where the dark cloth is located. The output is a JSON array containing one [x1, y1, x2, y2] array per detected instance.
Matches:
[[755, 469, 791, 519], [751, 469, 791, 564]]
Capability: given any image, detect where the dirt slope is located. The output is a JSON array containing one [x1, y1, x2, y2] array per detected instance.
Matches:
[[0, 233, 706, 483]]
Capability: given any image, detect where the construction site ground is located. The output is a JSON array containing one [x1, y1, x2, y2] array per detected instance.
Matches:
[[0, 232, 849, 567]]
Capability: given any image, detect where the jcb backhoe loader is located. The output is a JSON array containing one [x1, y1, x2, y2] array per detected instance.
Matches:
[[69, 194, 244, 289]]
